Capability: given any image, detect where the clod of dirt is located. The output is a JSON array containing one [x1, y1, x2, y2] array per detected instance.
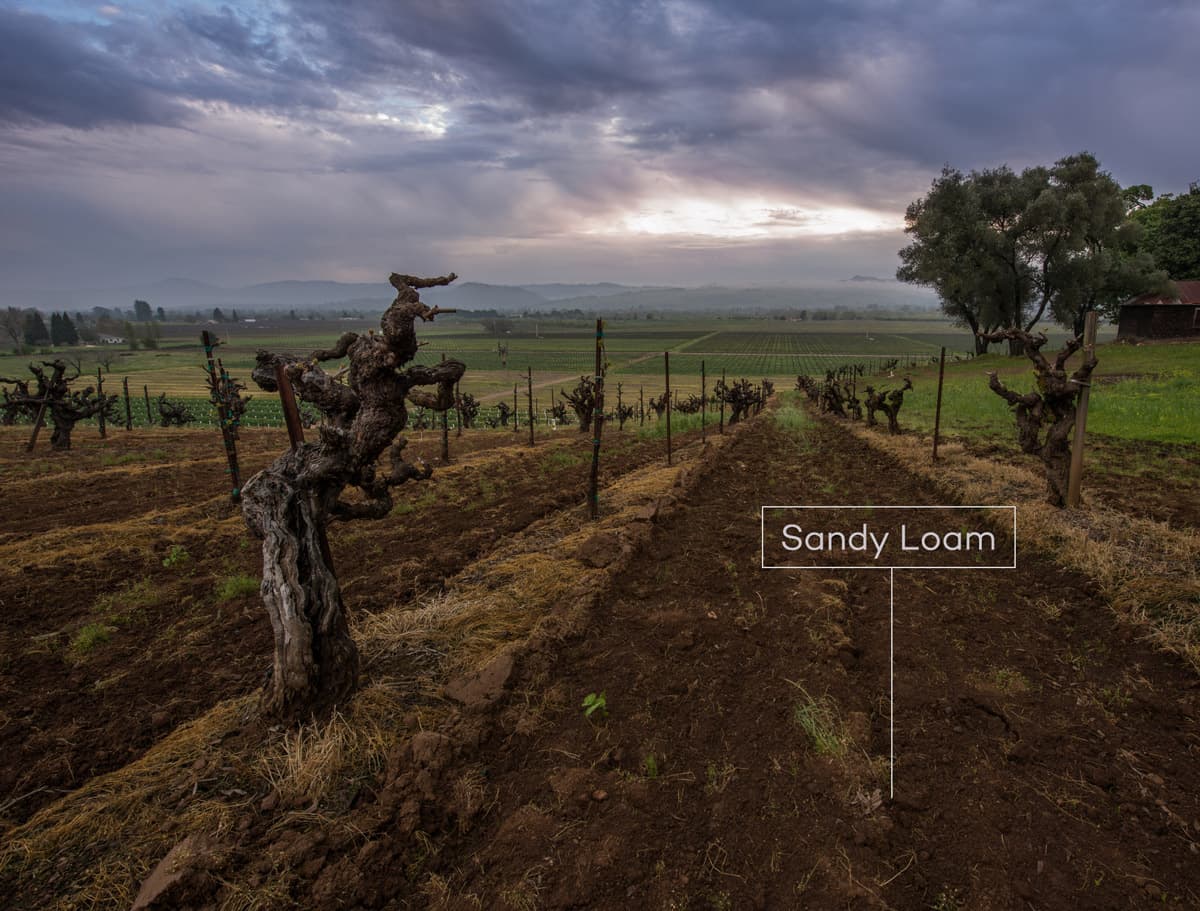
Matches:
[[131, 835, 224, 910], [575, 531, 624, 568], [443, 652, 514, 709], [409, 731, 454, 768]]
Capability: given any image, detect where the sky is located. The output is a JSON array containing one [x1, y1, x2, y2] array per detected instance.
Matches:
[[1, 0, 1198, 290]]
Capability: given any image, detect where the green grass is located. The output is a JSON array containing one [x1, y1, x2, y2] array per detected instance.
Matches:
[[771, 392, 811, 435], [894, 341, 1200, 444], [788, 681, 848, 757], [70, 622, 113, 655], [215, 574, 260, 602]]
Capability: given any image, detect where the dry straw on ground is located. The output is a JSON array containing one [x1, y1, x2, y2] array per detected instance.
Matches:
[[1, 432, 729, 911]]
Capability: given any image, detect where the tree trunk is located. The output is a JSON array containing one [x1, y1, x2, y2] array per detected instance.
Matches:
[[242, 464, 359, 720], [1040, 413, 1076, 507], [974, 335, 990, 356], [1007, 337, 1024, 357], [49, 418, 74, 450]]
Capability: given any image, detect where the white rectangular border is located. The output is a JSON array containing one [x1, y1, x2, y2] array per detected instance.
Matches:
[[760, 505, 1017, 570]]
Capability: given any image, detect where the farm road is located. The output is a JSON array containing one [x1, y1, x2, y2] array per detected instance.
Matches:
[[421, 413, 1200, 909]]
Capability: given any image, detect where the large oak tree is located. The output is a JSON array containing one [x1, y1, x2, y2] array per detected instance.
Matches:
[[899, 153, 1167, 351]]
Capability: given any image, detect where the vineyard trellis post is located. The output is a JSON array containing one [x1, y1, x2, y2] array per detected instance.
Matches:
[[143, 384, 152, 425], [1066, 312, 1098, 508], [701, 359, 706, 442], [719, 368, 726, 434], [122, 376, 133, 431], [514, 383, 519, 435], [588, 318, 606, 519], [441, 354, 450, 462], [202, 330, 244, 502], [932, 346, 946, 462], [274, 362, 306, 449], [96, 369, 106, 438], [664, 350, 672, 466], [526, 367, 534, 446], [639, 385, 644, 426], [25, 397, 48, 452], [455, 381, 463, 438]]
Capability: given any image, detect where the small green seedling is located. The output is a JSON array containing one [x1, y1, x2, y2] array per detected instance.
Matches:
[[582, 692, 608, 719], [162, 544, 191, 568], [643, 753, 659, 779]]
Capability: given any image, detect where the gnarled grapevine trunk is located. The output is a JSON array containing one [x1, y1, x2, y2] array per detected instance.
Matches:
[[242, 272, 465, 720], [979, 329, 1096, 507], [242, 456, 358, 719]]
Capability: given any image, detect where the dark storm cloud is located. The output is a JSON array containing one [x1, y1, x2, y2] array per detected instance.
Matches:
[[0, 8, 185, 127], [1, 0, 1198, 288]]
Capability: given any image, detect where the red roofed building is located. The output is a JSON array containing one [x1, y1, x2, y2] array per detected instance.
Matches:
[[1116, 280, 1200, 340]]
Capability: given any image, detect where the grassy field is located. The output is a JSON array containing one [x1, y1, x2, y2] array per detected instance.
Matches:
[[1, 313, 1128, 430], [888, 340, 1198, 444]]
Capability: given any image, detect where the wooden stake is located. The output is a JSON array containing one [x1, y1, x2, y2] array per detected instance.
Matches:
[[932, 346, 946, 462], [514, 383, 520, 435], [122, 376, 133, 431], [664, 351, 672, 466], [719, 369, 726, 434], [588, 318, 605, 519], [275, 362, 305, 448], [440, 354, 450, 462], [527, 367, 534, 446], [1067, 312, 1098, 508], [639, 385, 644, 426], [25, 397, 48, 452], [455, 381, 463, 437], [701, 359, 706, 442], [96, 368, 106, 438]]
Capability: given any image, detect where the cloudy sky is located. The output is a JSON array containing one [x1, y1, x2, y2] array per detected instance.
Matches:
[[1, 0, 1197, 290]]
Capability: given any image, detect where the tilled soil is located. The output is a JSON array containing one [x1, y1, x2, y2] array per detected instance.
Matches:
[[4, 414, 1199, 910], [406, 416, 1200, 909], [0, 425, 694, 826]]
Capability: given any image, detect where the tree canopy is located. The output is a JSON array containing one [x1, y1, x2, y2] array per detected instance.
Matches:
[[1129, 183, 1200, 281], [898, 152, 1168, 349]]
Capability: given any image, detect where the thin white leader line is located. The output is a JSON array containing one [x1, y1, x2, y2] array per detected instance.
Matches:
[[890, 566, 895, 800]]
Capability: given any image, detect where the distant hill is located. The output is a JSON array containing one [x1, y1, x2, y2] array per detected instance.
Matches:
[[518, 282, 650, 301], [2, 277, 935, 315]]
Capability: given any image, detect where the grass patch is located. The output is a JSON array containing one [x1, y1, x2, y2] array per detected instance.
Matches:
[[71, 622, 113, 655], [541, 448, 585, 469], [788, 681, 848, 757], [92, 577, 160, 626], [772, 391, 811, 436], [215, 574, 259, 602]]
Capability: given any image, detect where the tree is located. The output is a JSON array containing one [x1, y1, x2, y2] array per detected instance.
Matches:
[[2, 308, 25, 351], [899, 153, 1165, 351], [134, 300, 153, 322], [1130, 183, 1200, 280], [0, 360, 118, 449], [122, 321, 140, 350], [49, 313, 79, 346], [212, 307, 225, 322], [978, 329, 1097, 507], [155, 306, 166, 321], [240, 272, 464, 720], [23, 311, 49, 347]]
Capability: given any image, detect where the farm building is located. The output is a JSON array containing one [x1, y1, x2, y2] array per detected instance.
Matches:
[[1116, 280, 1200, 340]]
